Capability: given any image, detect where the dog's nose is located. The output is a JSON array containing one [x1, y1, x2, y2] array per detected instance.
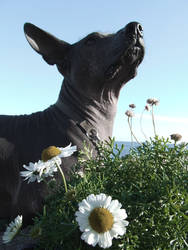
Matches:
[[137, 23, 144, 37], [125, 22, 144, 38]]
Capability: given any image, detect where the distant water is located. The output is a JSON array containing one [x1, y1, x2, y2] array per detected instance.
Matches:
[[115, 141, 187, 157], [114, 141, 139, 156]]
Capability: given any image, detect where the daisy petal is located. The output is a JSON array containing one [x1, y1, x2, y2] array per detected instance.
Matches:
[[112, 220, 128, 236], [103, 195, 112, 209], [81, 231, 98, 247], [108, 199, 122, 212], [2, 215, 23, 244], [98, 231, 112, 249], [113, 208, 127, 220], [58, 145, 77, 158], [87, 230, 99, 246]]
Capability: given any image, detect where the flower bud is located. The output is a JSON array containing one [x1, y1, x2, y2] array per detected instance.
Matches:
[[145, 105, 150, 111], [125, 110, 134, 117], [152, 98, 160, 106], [129, 104, 136, 109], [170, 133, 182, 142], [146, 98, 159, 106], [146, 98, 154, 104]]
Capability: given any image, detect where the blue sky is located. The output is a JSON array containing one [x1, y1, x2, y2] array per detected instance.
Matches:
[[1, 0, 188, 141]]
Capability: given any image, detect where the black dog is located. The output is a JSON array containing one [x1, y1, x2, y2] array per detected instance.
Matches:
[[0, 22, 144, 224]]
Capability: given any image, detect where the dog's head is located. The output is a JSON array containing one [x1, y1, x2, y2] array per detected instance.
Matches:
[[24, 22, 144, 100]]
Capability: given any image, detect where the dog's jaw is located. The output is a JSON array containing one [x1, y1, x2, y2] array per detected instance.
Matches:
[[105, 36, 144, 84]]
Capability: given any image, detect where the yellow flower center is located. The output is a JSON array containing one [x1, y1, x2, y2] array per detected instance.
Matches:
[[88, 207, 114, 233], [41, 146, 61, 162]]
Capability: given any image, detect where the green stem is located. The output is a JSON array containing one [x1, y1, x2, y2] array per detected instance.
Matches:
[[55, 162, 68, 193], [43, 205, 47, 216], [128, 117, 141, 145]]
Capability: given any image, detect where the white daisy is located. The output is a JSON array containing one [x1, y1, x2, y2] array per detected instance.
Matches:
[[40, 144, 77, 178], [20, 161, 44, 183], [20, 144, 77, 183], [2, 215, 23, 244], [75, 193, 129, 249]]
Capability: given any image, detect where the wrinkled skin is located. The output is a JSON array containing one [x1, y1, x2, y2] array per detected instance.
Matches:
[[0, 22, 144, 224]]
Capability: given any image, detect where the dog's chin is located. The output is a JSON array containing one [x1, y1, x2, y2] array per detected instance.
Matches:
[[105, 38, 144, 83], [118, 65, 138, 87], [105, 52, 143, 84]]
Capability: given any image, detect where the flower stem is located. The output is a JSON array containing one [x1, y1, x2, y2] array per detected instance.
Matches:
[[128, 117, 141, 145], [43, 205, 47, 216], [140, 109, 148, 141], [151, 106, 157, 136], [130, 117, 133, 147], [55, 162, 68, 193]]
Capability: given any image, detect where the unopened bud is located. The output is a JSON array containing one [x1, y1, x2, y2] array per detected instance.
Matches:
[[170, 133, 182, 142], [146, 98, 154, 104], [145, 105, 150, 111], [125, 110, 134, 117], [152, 98, 159, 106], [146, 98, 159, 106], [129, 104, 136, 109]]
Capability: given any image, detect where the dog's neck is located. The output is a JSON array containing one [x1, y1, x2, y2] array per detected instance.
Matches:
[[55, 79, 118, 141]]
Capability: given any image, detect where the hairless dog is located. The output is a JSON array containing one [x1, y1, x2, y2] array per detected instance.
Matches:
[[0, 22, 144, 224]]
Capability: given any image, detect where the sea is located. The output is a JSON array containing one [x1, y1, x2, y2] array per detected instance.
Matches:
[[115, 141, 187, 157], [114, 141, 139, 157]]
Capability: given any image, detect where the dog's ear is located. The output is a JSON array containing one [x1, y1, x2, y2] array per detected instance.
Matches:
[[24, 23, 71, 65]]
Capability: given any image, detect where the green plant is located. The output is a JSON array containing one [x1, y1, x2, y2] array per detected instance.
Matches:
[[33, 137, 188, 249]]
